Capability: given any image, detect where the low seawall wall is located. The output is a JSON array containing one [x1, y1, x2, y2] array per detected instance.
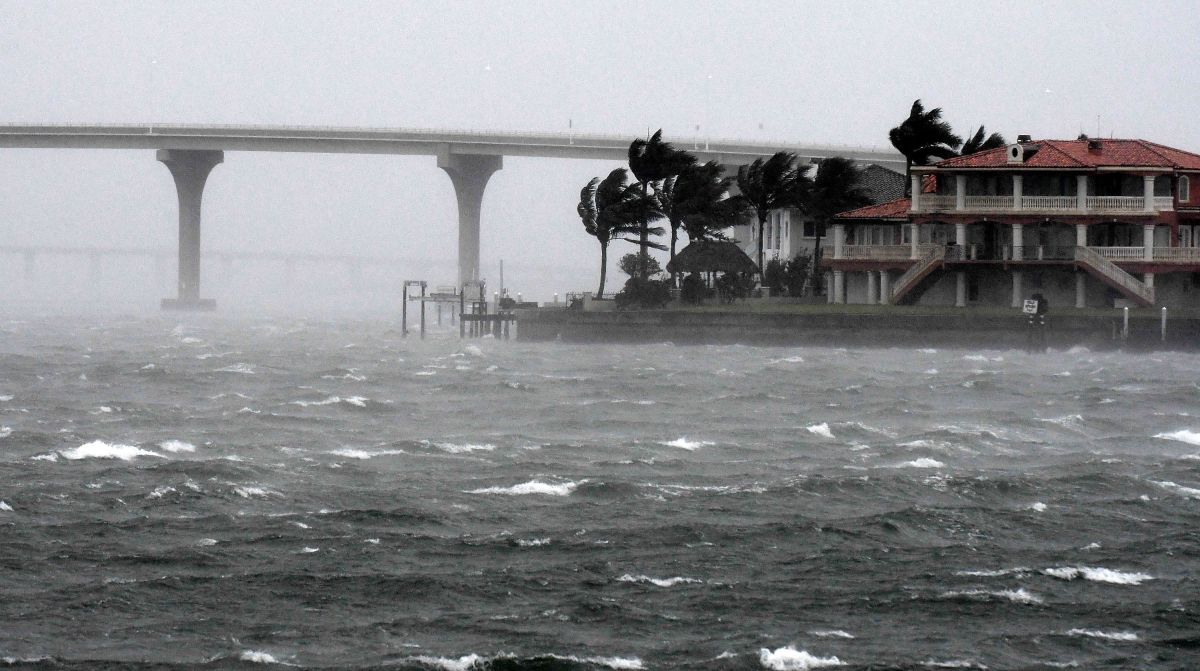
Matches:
[[516, 308, 1200, 350]]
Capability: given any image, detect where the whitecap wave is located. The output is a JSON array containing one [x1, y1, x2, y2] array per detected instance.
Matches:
[[898, 458, 945, 468], [617, 574, 702, 587], [1030, 502, 1047, 512], [215, 363, 256, 374], [940, 588, 1043, 604], [808, 630, 853, 639], [955, 567, 1030, 577], [758, 646, 844, 670], [921, 660, 987, 669], [661, 437, 713, 450], [1152, 480, 1200, 499], [468, 480, 582, 496], [1041, 566, 1152, 585], [0, 395, 12, 401], [328, 448, 406, 460], [0, 426, 11, 438], [1065, 628, 1138, 642], [806, 423, 834, 439], [412, 654, 486, 671], [0, 501, 12, 512], [239, 650, 281, 663], [233, 485, 276, 499], [1155, 429, 1200, 446], [61, 441, 163, 461], [517, 538, 550, 547], [433, 442, 496, 454], [291, 396, 368, 408], [159, 440, 196, 453]]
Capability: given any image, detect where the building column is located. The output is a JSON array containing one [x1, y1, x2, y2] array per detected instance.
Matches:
[[833, 270, 845, 304], [832, 224, 845, 259], [1144, 224, 1155, 260], [1076, 174, 1088, 210], [1076, 272, 1087, 308], [1076, 223, 1087, 247], [1013, 174, 1024, 210], [955, 272, 967, 307], [1144, 273, 1155, 289], [879, 270, 891, 305], [910, 175, 922, 211], [866, 270, 879, 304], [910, 223, 920, 259], [158, 149, 223, 310], [1012, 223, 1024, 260], [1011, 271, 1023, 308], [955, 174, 966, 210], [438, 152, 503, 286], [825, 271, 834, 304], [955, 222, 967, 246], [1143, 174, 1156, 212]]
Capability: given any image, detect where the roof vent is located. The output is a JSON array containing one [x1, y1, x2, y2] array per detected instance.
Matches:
[[1017, 134, 1033, 143], [1087, 139, 1102, 152], [1006, 142, 1039, 164]]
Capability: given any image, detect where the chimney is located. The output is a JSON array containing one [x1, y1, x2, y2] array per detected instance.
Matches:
[[1017, 134, 1033, 143], [1087, 139, 1102, 152]]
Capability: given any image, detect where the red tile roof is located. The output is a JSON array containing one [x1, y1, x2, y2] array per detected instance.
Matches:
[[836, 197, 910, 220], [931, 139, 1200, 171]]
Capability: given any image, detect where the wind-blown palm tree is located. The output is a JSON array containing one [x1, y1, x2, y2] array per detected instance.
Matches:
[[889, 100, 962, 195], [732, 152, 807, 276], [628, 130, 696, 278], [807, 157, 870, 292], [655, 161, 733, 270], [958, 125, 1007, 156], [576, 168, 663, 296]]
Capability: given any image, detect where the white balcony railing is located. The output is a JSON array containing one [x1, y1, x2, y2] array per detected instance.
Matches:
[[1086, 196, 1144, 211], [964, 195, 1013, 210], [838, 244, 940, 260], [1093, 246, 1145, 260], [1021, 195, 1077, 210], [1153, 247, 1200, 262], [913, 194, 1174, 214]]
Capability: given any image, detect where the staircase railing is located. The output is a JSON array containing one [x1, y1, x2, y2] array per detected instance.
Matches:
[[1075, 246, 1154, 305], [890, 245, 945, 304]]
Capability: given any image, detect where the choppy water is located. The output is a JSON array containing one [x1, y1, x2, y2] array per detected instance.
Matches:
[[1, 315, 1198, 670]]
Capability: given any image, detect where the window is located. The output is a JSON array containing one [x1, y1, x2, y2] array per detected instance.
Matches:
[[802, 221, 826, 239], [1181, 175, 1190, 203]]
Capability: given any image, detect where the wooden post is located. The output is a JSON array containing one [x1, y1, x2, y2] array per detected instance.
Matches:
[[420, 282, 427, 340], [459, 289, 465, 339], [402, 283, 409, 338]]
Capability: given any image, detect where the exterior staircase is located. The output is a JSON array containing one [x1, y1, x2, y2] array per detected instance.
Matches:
[[1074, 246, 1155, 306], [889, 246, 946, 304]]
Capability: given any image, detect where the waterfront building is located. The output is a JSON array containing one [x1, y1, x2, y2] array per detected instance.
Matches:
[[825, 137, 1200, 308], [729, 164, 904, 270]]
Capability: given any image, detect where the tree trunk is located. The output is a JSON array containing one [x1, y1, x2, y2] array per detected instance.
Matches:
[[669, 221, 679, 284], [639, 182, 650, 280], [810, 227, 824, 296], [756, 211, 767, 283], [904, 158, 912, 197], [598, 241, 608, 297]]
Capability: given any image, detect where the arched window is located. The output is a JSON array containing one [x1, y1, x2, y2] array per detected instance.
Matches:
[[1180, 175, 1191, 203]]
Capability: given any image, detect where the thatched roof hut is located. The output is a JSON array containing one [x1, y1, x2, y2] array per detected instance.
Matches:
[[666, 240, 759, 275]]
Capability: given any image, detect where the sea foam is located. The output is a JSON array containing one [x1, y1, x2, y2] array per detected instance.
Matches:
[[469, 480, 582, 496], [0, 426, 11, 438], [758, 646, 844, 670], [941, 588, 1043, 604], [1065, 628, 1139, 642], [159, 440, 196, 453], [1153, 480, 1200, 499], [1155, 429, 1200, 446], [806, 423, 834, 439], [661, 437, 713, 450], [898, 458, 945, 468], [239, 650, 280, 663], [1041, 566, 1153, 585], [617, 574, 702, 587], [61, 441, 163, 461], [0, 501, 12, 512]]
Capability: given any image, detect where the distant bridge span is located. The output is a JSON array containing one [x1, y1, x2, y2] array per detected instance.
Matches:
[[0, 124, 904, 309]]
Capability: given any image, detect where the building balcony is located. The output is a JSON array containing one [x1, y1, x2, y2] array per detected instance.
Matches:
[[833, 243, 1200, 264], [913, 195, 1174, 215]]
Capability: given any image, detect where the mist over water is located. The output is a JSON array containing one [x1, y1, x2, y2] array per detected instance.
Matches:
[[1, 314, 1198, 669]]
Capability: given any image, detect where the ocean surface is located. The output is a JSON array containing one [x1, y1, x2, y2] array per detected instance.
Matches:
[[1, 314, 1198, 670]]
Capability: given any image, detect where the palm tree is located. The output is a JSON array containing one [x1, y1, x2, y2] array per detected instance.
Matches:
[[576, 168, 663, 296], [628, 130, 696, 278], [958, 125, 1006, 156], [733, 152, 807, 276], [888, 100, 962, 195], [807, 157, 870, 292], [655, 161, 733, 270]]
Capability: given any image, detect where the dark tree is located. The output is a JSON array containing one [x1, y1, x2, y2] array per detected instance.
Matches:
[[888, 100, 962, 195], [958, 125, 1007, 156], [655, 160, 733, 271], [627, 130, 696, 278], [576, 168, 662, 296], [732, 152, 808, 276], [808, 157, 870, 291]]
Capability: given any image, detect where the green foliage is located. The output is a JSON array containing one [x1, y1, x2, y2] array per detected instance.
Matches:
[[888, 99, 963, 168], [577, 168, 663, 296], [618, 253, 662, 278], [614, 276, 673, 309], [762, 256, 812, 296], [679, 273, 707, 305], [959, 125, 1007, 156], [714, 272, 754, 303], [731, 152, 811, 275]]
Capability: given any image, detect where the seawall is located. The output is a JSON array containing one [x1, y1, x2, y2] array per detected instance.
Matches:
[[515, 308, 1200, 350]]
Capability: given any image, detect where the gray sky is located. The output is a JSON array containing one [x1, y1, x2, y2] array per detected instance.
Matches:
[[2, 1, 1198, 306]]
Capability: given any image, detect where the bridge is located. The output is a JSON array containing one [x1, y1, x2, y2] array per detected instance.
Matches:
[[0, 124, 904, 309]]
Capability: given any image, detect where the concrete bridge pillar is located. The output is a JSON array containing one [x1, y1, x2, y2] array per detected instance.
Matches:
[[158, 149, 222, 310], [438, 152, 502, 286]]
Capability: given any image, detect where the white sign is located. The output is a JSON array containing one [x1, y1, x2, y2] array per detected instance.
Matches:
[[1022, 299, 1039, 315]]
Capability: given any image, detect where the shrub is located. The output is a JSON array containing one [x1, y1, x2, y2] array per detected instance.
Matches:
[[618, 253, 662, 278], [614, 276, 672, 309]]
